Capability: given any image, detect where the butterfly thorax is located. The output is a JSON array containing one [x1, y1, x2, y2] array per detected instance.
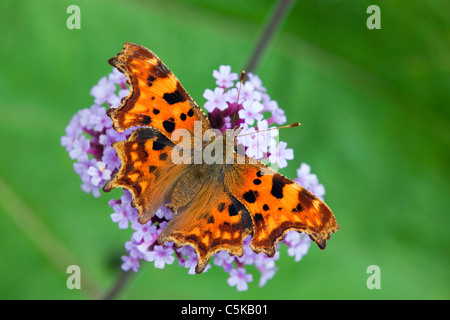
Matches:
[[166, 162, 224, 214], [166, 131, 242, 214]]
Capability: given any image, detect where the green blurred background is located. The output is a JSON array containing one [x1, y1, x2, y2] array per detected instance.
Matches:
[[0, 0, 448, 299]]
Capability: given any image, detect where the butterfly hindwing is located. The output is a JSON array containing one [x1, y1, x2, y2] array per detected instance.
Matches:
[[159, 176, 253, 273], [108, 42, 210, 136], [225, 162, 339, 256]]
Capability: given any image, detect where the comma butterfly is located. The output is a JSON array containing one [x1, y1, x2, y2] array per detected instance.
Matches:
[[103, 42, 339, 273]]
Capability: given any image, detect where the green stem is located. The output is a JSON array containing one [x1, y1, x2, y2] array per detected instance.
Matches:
[[245, 0, 297, 74], [102, 270, 133, 300]]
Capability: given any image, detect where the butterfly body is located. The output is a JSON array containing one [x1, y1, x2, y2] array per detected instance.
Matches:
[[104, 42, 339, 273]]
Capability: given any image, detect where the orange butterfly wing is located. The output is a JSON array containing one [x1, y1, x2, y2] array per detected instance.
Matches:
[[225, 161, 339, 257], [159, 176, 253, 273], [107, 42, 210, 135], [105, 42, 211, 223], [104, 128, 190, 223]]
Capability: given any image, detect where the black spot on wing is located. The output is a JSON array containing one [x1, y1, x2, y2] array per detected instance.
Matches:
[[270, 181, 284, 199], [141, 115, 152, 125], [147, 75, 156, 87], [159, 153, 168, 161], [134, 128, 174, 147], [134, 128, 157, 140], [243, 190, 258, 203], [163, 120, 176, 133], [292, 203, 303, 213], [254, 213, 264, 223], [253, 178, 261, 185], [270, 174, 293, 199], [163, 84, 187, 105], [152, 140, 165, 151], [228, 204, 239, 217]]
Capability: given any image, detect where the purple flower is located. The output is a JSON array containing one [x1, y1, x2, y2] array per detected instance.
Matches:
[[295, 163, 326, 199], [108, 68, 127, 86], [310, 183, 325, 200], [213, 65, 238, 88], [121, 240, 146, 271], [237, 238, 257, 265], [145, 245, 175, 269], [102, 146, 121, 171], [99, 128, 117, 146], [120, 189, 134, 208], [108, 88, 129, 108], [131, 220, 158, 243], [61, 114, 82, 151], [270, 107, 287, 125], [90, 76, 116, 106], [155, 206, 173, 221], [238, 100, 264, 125], [69, 135, 90, 161], [261, 93, 277, 112], [179, 246, 211, 274], [214, 251, 235, 272], [296, 163, 315, 187], [257, 261, 278, 287], [125, 240, 146, 260], [268, 141, 294, 169], [203, 87, 228, 112], [247, 73, 266, 92], [253, 249, 279, 269], [156, 221, 168, 236], [285, 232, 311, 262], [86, 161, 112, 187], [90, 105, 113, 132], [121, 255, 140, 272], [227, 268, 253, 291], [245, 135, 266, 159], [110, 202, 132, 229], [224, 87, 242, 105], [238, 81, 261, 103], [73, 158, 94, 182]]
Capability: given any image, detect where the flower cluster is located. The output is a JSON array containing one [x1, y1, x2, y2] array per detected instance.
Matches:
[[204, 66, 293, 170], [61, 65, 327, 291]]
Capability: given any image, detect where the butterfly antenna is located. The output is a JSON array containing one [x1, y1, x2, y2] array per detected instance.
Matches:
[[231, 71, 246, 125], [237, 122, 301, 137]]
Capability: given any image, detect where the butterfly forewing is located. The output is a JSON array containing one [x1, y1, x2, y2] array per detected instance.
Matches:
[[108, 42, 210, 136], [104, 128, 190, 223]]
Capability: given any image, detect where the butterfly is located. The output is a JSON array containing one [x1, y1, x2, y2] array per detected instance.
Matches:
[[103, 42, 339, 274]]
